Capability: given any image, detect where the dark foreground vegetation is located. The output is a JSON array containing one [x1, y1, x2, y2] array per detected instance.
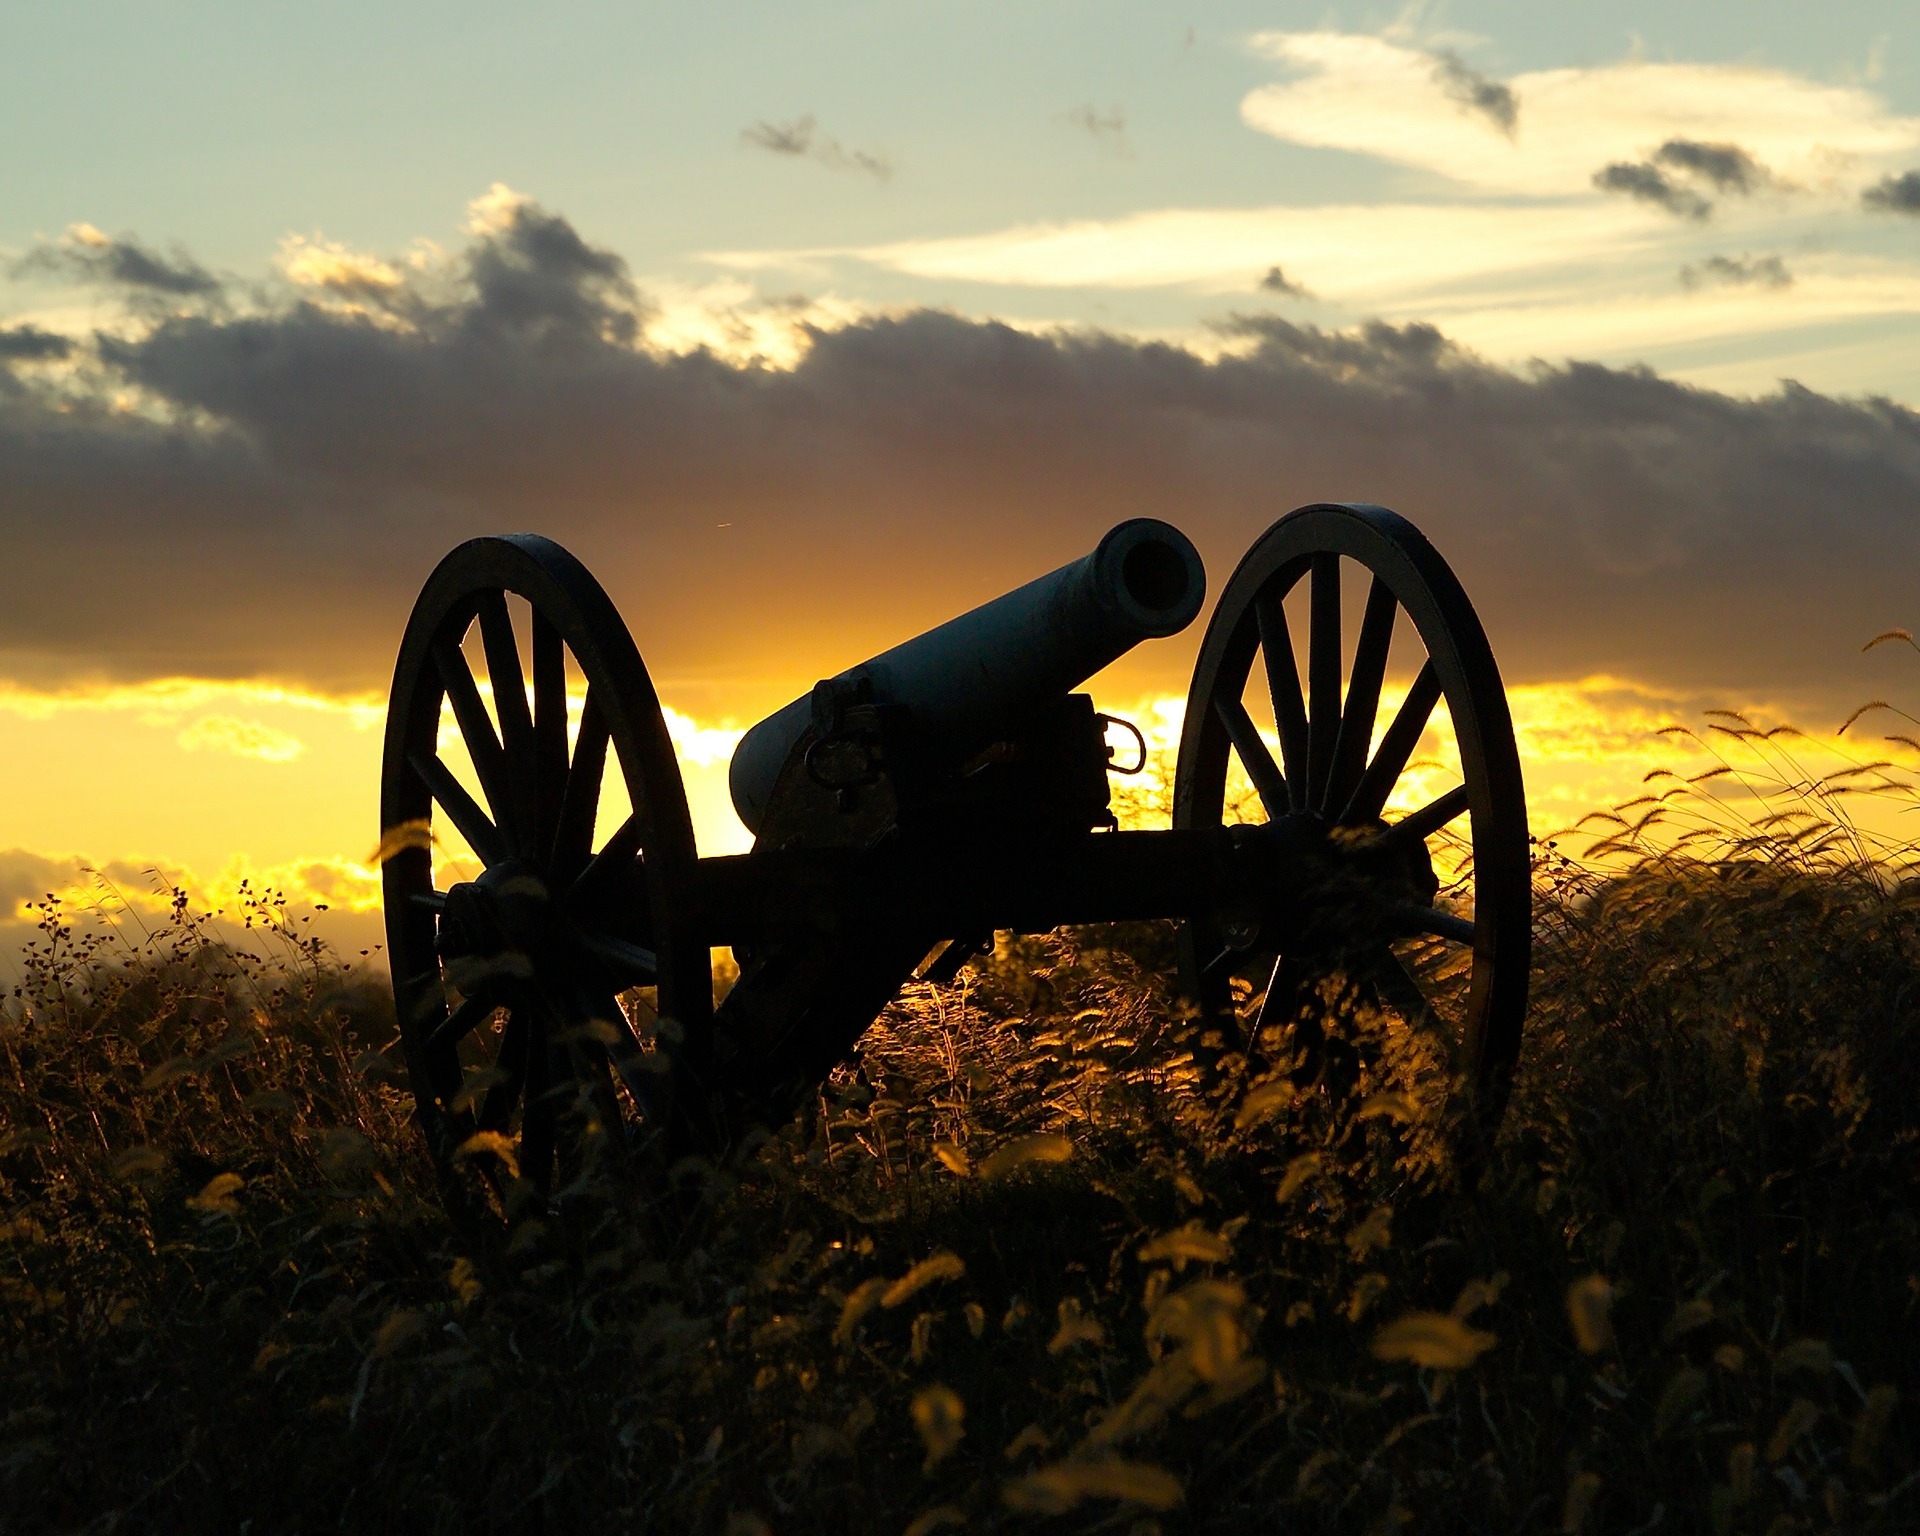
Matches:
[[3, 770, 1918, 1534]]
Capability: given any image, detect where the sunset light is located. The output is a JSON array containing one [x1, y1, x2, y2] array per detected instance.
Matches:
[[6, 5, 1920, 1528]]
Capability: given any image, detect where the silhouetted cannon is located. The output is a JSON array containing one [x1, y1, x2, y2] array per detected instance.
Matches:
[[381, 505, 1531, 1218], [728, 517, 1206, 836]]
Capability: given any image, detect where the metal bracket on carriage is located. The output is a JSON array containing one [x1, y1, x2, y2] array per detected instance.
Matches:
[[754, 674, 912, 852]]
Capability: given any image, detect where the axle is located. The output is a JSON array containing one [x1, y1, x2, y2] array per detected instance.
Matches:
[[690, 817, 1442, 956]]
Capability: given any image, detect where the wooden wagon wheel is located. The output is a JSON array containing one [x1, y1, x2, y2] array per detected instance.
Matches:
[[380, 535, 713, 1216], [1174, 503, 1530, 1134]]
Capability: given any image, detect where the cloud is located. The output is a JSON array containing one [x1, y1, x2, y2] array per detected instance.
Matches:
[[1864, 170, 1920, 214], [0, 325, 71, 362], [740, 115, 893, 182], [176, 714, 306, 762], [743, 201, 1651, 300], [1654, 139, 1769, 194], [1594, 140, 1775, 221], [1594, 161, 1711, 220], [1241, 31, 1920, 199], [0, 844, 385, 975], [11, 222, 222, 297], [1680, 254, 1792, 291], [456, 186, 643, 343], [0, 675, 382, 727], [1258, 265, 1307, 296], [2, 195, 1920, 732], [1058, 104, 1132, 157], [741, 206, 1920, 399], [1429, 49, 1517, 136], [276, 235, 404, 297]]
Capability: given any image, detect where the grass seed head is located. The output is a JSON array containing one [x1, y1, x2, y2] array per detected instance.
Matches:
[[1565, 1275, 1614, 1354], [882, 1251, 966, 1309], [977, 1132, 1073, 1180], [1370, 1311, 1497, 1370], [911, 1385, 965, 1470], [1003, 1458, 1184, 1514]]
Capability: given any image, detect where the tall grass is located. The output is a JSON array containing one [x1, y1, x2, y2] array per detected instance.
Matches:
[[1, 744, 1915, 1533]]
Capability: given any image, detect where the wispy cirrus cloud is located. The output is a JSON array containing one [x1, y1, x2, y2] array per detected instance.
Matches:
[[707, 30, 1920, 398], [176, 714, 306, 763], [1680, 253, 1793, 291], [741, 115, 893, 182], [711, 200, 1660, 301], [1057, 103, 1132, 158], [1238, 31, 1918, 199]]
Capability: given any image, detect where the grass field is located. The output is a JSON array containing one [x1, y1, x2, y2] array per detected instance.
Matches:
[[2, 745, 1917, 1534]]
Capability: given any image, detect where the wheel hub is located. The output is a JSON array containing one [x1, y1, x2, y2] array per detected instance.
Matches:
[[437, 860, 570, 969], [1222, 812, 1444, 958]]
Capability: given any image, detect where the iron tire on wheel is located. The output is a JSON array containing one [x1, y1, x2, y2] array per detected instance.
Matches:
[[380, 534, 712, 1220], [1175, 503, 1530, 1136]]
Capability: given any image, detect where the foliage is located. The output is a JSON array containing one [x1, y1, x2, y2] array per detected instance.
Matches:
[[2, 793, 1917, 1533]]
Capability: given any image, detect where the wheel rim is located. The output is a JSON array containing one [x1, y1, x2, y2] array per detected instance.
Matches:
[[1174, 503, 1530, 1132], [380, 534, 711, 1212]]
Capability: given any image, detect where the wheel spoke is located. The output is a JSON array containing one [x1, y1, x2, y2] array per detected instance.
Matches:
[[1374, 783, 1471, 855], [559, 993, 652, 1146], [426, 989, 499, 1057], [1306, 554, 1341, 811], [1390, 903, 1476, 945], [1213, 695, 1289, 820], [433, 638, 517, 846], [409, 751, 508, 867], [601, 1013, 670, 1124], [1341, 661, 1441, 825], [582, 931, 660, 985], [1256, 953, 1332, 1089], [531, 613, 569, 858], [1254, 589, 1309, 809], [477, 593, 539, 858], [385, 534, 708, 1217], [1327, 578, 1398, 814], [1361, 944, 1432, 1027], [572, 810, 645, 902], [551, 688, 609, 876]]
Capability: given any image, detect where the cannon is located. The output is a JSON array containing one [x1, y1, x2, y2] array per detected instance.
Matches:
[[380, 504, 1530, 1211]]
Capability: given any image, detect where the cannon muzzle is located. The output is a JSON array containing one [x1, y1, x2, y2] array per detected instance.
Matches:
[[728, 519, 1206, 835]]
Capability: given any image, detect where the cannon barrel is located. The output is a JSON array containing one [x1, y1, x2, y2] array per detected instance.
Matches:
[[728, 519, 1206, 835]]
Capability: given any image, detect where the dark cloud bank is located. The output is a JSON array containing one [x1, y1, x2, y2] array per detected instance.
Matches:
[[3, 196, 1919, 721]]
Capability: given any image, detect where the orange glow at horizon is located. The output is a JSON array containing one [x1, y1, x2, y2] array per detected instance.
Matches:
[[3, 669, 1916, 970]]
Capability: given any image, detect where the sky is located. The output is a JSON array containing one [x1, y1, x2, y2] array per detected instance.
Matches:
[[4, 1, 1920, 962]]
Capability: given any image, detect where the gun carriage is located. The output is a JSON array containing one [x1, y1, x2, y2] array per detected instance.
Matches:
[[381, 505, 1530, 1213]]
